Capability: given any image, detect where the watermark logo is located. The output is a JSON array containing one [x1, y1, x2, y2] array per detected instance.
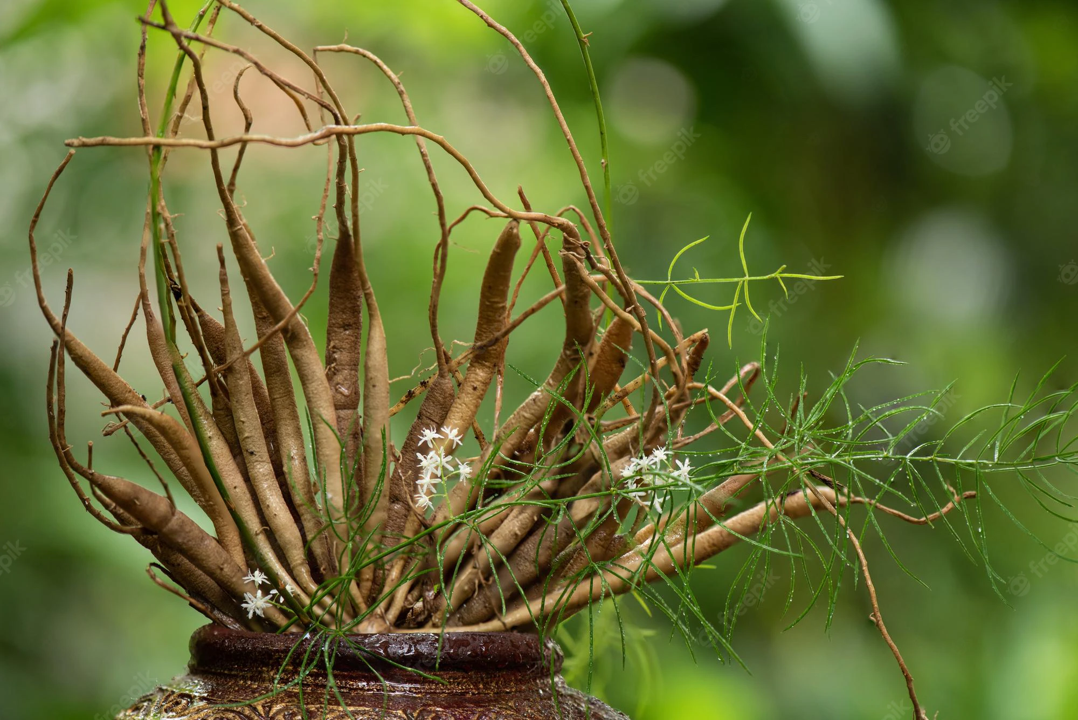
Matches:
[[353, 177, 388, 215], [487, 51, 509, 75], [1010, 526, 1078, 597], [94, 672, 159, 720], [210, 59, 249, 96], [618, 126, 702, 205], [692, 570, 781, 644], [637, 126, 701, 187], [746, 257, 832, 334], [8, 228, 76, 309], [734, 570, 780, 617], [304, 178, 388, 254], [175, 60, 250, 128], [796, 0, 834, 24], [1059, 260, 1078, 286], [885, 389, 962, 464], [615, 183, 639, 206], [0, 540, 26, 576], [925, 130, 951, 155], [880, 698, 911, 720], [924, 76, 1012, 158], [797, 2, 822, 23], [487, 1, 560, 73], [1008, 573, 1031, 598]]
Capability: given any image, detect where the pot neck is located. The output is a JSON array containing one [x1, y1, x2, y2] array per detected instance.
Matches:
[[189, 625, 563, 677]]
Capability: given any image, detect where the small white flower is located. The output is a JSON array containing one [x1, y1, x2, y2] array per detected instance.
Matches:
[[417, 451, 436, 471], [418, 427, 440, 448], [440, 425, 464, 448], [673, 458, 692, 483], [241, 589, 273, 619], [415, 492, 434, 511], [284, 583, 296, 596], [457, 461, 473, 482], [648, 446, 670, 467], [243, 568, 268, 587], [621, 457, 641, 479], [417, 451, 445, 478], [424, 448, 457, 476], [416, 473, 438, 496]]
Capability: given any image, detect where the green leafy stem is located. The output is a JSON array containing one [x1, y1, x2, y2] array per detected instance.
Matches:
[[637, 214, 842, 345]]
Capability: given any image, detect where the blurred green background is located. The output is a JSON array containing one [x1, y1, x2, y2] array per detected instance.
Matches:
[[1, 0, 1076, 717]]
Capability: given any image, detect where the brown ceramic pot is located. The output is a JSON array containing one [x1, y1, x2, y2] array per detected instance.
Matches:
[[117, 625, 628, 719]]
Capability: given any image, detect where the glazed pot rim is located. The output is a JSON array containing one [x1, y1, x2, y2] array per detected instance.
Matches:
[[190, 625, 563, 676]]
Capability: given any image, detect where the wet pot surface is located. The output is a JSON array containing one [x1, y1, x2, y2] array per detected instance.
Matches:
[[118, 625, 628, 719]]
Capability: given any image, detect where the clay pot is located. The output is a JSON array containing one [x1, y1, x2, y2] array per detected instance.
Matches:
[[117, 625, 628, 719]]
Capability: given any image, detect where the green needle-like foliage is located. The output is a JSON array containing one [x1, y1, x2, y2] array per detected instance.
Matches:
[[27, 1, 1076, 716]]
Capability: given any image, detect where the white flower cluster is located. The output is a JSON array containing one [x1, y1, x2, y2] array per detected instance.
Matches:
[[620, 445, 692, 490], [240, 568, 295, 619], [414, 425, 471, 512]]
